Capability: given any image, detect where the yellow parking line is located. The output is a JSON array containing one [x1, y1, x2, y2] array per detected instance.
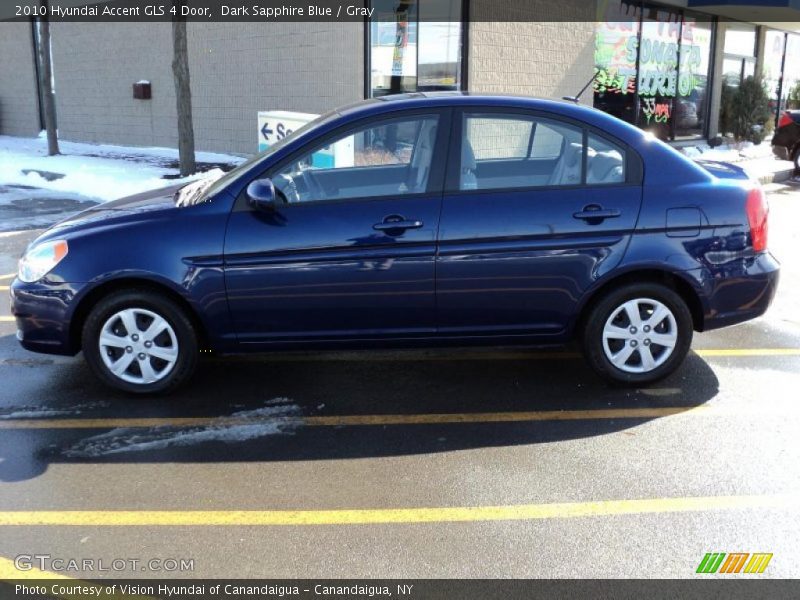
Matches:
[[0, 316, 15, 322], [224, 351, 583, 362], [0, 494, 795, 526], [0, 273, 14, 281], [0, 408, 706, 430], [0, 286, 9, 291], [0, 404, 790, 431], [695, 348, 800, 357], [219, 348, 800, 363]]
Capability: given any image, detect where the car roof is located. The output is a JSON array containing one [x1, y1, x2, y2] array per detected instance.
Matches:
[[333, 92, 647, 146]]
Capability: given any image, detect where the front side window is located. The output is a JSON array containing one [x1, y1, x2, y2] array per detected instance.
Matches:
[[271, 115, 440, 203], [459, 114, 584, 191]]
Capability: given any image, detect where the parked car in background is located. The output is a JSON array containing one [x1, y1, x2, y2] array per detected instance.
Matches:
[[772, 110, 800, 172], [10, 94, 779, 394]]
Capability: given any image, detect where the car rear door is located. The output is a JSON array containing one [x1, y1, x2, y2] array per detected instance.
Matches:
[[435, 108, 643, 338]]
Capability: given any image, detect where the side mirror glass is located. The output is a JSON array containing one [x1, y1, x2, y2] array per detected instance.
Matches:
[[246, 178, 276, 210]]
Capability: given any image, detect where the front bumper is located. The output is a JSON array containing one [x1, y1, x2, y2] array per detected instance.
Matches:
[[701, 252, 780, 331], [9, 279, 84, 355]]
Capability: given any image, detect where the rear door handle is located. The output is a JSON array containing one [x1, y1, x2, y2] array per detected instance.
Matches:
[[573, 205, 621, 222], [373, 217, 424, 232]]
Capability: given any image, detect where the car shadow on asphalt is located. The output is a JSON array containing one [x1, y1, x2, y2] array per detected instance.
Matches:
[[0, 340, 720, 482]]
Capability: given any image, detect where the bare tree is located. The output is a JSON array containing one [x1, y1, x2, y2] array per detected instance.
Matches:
[[171, 8, 195, 176], [38, 0, 59, 155]]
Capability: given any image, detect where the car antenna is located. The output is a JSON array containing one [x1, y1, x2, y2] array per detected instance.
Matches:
[[563, 71, 599, 104]]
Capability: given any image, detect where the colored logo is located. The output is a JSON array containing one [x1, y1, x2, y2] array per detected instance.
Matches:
[[696, 552, 773, 574]]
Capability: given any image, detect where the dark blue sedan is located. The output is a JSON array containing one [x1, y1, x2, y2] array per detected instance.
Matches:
[[10, 93, 779, 393]]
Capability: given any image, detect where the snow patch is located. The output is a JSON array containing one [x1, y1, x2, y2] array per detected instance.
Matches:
[[0, 134, 244, 203], [0, 401, 110, 420], [681, 141, 775, 163], [0, 409, 76, 419], [62, 399, 301, 457]]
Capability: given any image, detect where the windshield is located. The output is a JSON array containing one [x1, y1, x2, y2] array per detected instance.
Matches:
[[175, 110, 336, 206]]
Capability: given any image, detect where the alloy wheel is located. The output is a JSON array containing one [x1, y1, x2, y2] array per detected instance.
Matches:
[[601, 298, 678, 374], [98, 308, 179, 385]]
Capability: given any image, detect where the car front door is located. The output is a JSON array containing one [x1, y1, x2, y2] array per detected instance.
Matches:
[[436, 109, 643, 338], [224, 110, 449, 346]]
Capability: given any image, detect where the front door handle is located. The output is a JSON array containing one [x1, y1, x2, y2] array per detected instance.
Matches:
[[373, 216, 424, 233], [573, 205, 621, 222]]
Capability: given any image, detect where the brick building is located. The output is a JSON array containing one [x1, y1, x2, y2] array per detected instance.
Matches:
[[0, 0, 798, 154]]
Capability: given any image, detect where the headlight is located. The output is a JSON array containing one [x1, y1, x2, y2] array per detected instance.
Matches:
[[18, 240, 69, 283]]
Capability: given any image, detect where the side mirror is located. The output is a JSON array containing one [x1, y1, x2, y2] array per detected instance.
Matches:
[[246, 178, 276, 211]]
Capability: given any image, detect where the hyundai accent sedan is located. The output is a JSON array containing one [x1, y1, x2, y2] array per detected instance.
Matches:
[[10, 93, 779, 393]]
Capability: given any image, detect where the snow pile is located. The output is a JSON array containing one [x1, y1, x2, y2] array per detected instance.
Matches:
[[62, 399, 302, 457], [0, 134, 244, 202], [681, 141, 776, 164]]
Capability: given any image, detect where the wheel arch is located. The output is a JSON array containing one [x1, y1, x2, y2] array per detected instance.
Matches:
[[69, 277, 210, 353], [573, 268, 706, 339]]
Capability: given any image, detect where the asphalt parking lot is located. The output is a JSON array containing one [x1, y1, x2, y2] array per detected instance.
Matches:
[[0, 183, 798, 580]]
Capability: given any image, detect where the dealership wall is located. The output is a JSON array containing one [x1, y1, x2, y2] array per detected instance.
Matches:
[[0, 23, 41, 137], [50, 23, 178, 149], [48, 21, 364, 154], [467, 0, 596, 104]]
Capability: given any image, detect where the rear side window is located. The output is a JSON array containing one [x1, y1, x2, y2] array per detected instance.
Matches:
[[457, 112, 629, 191], [530, 123, 568, 159], [466, 117, 534, 160], [460, 113, 583, 190], [587, 134, 626, 185]]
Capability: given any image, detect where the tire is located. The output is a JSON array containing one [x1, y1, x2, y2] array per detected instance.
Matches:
[[794, 147, 800, 174], [81, 289, 198, 394], [582, 283, 693, 386]]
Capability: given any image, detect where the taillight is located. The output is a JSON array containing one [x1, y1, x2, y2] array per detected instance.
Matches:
[[745, 187, 769, 253], [778, 111, 793, 129]]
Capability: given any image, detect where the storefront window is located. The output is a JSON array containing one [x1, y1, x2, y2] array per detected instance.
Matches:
[[368, 0, 463, 98], [783, 34, 800, 110], [674, 15, 712, 139], [722, 23, 757, 86], [764, 30, 786, 122], [637, 8, 681, 139], [594, 2, 641, 125], [595, 1, 713, 141]]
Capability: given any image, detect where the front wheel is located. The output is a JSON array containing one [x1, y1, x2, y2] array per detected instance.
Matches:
[[582, 283, 693, 386], [82, 289, 198, 394]]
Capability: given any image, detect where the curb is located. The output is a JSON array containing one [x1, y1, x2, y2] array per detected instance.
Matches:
[[755, 168, 796, 185]]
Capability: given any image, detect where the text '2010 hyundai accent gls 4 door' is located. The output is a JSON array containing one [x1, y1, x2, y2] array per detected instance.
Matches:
[[10, 94, 779, 394]]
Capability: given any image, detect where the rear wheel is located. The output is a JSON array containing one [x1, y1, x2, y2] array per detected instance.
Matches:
[[582, 283, 693, 386], [82, 289, 198, 394]]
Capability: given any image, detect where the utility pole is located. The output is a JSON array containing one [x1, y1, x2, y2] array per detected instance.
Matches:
[[38, 0, 59, 156], [172, 3, 196, 176]]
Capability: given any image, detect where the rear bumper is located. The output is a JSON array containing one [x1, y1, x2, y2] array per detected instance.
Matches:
[[701, 252, 780, 331], [9, 280, 83, 356]]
